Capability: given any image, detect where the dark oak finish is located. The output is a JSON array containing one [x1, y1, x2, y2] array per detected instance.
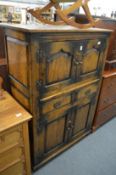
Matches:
[[0, 23, 111, 170]]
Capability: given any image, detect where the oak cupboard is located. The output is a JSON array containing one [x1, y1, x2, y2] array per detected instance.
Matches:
[[0, 23, 111, 170], [0, 91, 32, 175]]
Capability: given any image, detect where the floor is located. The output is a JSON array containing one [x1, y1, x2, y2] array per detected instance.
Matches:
[[33, 117, 116, 175]]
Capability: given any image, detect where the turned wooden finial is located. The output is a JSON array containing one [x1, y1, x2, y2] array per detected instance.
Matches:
[[0, 76, 4, 99]]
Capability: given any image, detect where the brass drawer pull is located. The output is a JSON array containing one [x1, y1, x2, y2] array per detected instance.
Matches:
[[54, 101, 61, 109], [85, 89, 91, 96]]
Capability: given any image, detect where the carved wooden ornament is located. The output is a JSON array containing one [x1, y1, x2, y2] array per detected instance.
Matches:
[[28, 0, 99, 29]]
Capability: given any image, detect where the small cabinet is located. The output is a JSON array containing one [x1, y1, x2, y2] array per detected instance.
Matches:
[[93, 71, 116, 130], [0, 91, 32, 175]]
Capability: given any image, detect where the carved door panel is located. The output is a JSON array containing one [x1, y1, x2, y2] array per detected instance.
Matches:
[[65, 81, 99, 141], [73, 39, 106, 81], [71, 103, 93, 139], [36, 41, 75, 98], [35, 109, 71, 164]]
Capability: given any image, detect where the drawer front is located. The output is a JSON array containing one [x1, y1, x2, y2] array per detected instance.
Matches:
[[94, 103, 116, 127], [77, 82, 98, 101], [0, 126, 22, 153], [39, 80, 99, 122], [98, 76, 116, 110], [39, 80, 99, 116], [40, 94, 71, 115], [0, 162, 24, 175], [0, 147, 23, 171]]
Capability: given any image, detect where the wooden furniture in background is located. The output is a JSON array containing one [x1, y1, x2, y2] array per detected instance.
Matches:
[[0, 28, 10, 91], [0, 91, 32, 175], [95, 19, 116, 70], [0, 23, 111, 170], [93, 18, 116, 130], [93, 70, 116, 130]]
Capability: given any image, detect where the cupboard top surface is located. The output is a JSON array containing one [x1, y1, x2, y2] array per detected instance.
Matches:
[[0, 23, 112, 33], [0, 91, 32, 132]]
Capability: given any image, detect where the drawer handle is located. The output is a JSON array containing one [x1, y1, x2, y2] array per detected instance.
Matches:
[[85, 90, 91, 96], [79, 61, 83, 64], [54, 102, 61, 109]]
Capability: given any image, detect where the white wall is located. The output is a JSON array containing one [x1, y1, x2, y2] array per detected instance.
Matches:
[[89, 0, 116, 17]]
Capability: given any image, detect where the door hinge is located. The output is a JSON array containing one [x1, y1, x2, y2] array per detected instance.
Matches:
[[37, 116, 48, 133], [36, 49, 43, 63], [36, 80, 43, 89]]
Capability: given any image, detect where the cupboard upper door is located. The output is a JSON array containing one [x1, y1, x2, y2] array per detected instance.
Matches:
[[74, 39, 106, 81], [37, 41, 75, 97]]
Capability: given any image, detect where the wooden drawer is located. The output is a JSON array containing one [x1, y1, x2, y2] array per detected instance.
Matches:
[[0, 126, 22, 153], [94, 103, 116, 129], [0, 146, 23, 171], [40, 94, 71, 114], [40, 80, 99, 115], [98, 75, 116, 110], [0, 161, 23, 175], [78, 82, 98, 100]]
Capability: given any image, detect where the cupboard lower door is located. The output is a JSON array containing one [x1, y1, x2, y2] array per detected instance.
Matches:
[[33, 110, 71, 167], [71, 102, 95, 140]]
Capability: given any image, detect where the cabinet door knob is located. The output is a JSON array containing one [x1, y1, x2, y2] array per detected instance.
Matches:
[[79, 61, 83, 64], [74, 59, 79, 65]]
